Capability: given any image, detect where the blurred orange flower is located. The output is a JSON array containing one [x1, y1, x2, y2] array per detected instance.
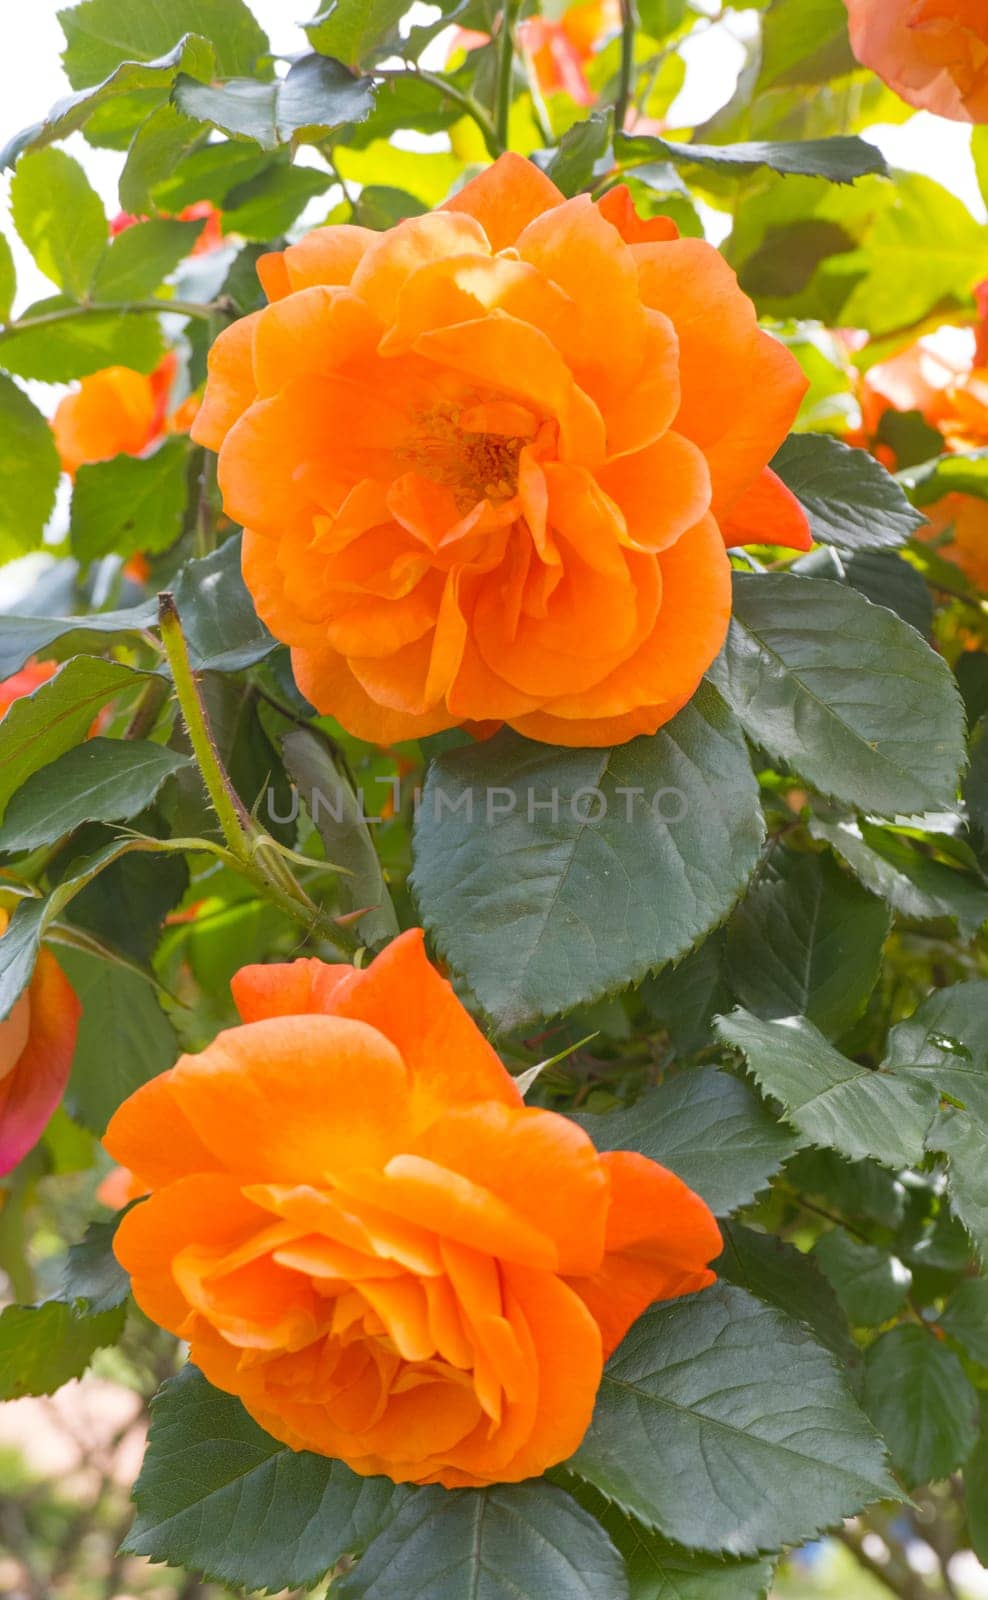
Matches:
[[106, 928, 720, 1486], [519, 0, 620, 104], [844, 0, 988, 122], [193, 154, 809, 747], [110, 199, 224, 256], [0, 911, 81, 1177], [0, 659, 58, 719]]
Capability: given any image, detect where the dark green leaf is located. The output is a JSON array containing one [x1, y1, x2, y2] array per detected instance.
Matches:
[[810, 815, 988, 938], [967, 1422, 988, 1566], [10, 148, 106, 297], [0, 657, 151, 818], [0, 374, 61, 561], [61, 1216, 131, 1314], [0, 299, 166, 382], [592, 1501, 774, 1600], [412, 685, 764, 1031], [968, 714, 988, 841], [863, 1325, 979, 1488], [0, 1300, 125, 1398], [71, 436, 191, 563], [91, 217, 203, 299], [171, 534, 276, 671], [813, 1228, 911, 1326], [221, 163, 332, 238], [68, 843, 189, 964], [615, 130, 887, 183], [546, 113, 613, 196], [639, 934, 732, 1054], [123, 1365, 408, 1590], [717, 1223, 857, 1367], [716, 1009, 936, 1168], [573, 1066, 798, 1216], [0, 739, 189, 854], [174, 54, 376, 150], [772, 434, 924, 552], [119, 102, 204, 215], [60, 948, 179, 1132], [58, 0, 270, 88], [708, 572, 965, 816], [0, 897, 50, 1025], [283, 727, 399, 948], [795, 544, 934, 638], [726, 849, 889, 1038], [941, 1278, 988, 1366], [337, 1482, 630, 1600], [571, 1284, 896, 1555], [305, 0, 409, 68], [0, 602, 156, 682], [884, 980, 988, 1122], [927, 1108, 988, 1261]]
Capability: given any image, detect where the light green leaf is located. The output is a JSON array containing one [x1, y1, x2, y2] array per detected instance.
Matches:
[[615, 130, 887, 183], [91, 217, 204, 299], [716, 1009, 937, 1169], [305, 0, 409, 68], [708, 572, 966, 816], [573, 1066, 799, 1216], [0, 299, 166, 381], [571, 1284, 897, 1555], [771, 433, 924, 552], [726, 849, 890, 1038], [813, 1228, 911, 1326], [60, 947, 178, 1133], [58, 0, 270, 88], [756, 0, 854, 90], [863, 1325, 979, 1488], [0, 1300, 125, 1399], [0, 374, 61, 560], [0, 656, 151, 819], [941, 1278, 988, 1366], [337, 1483, 630, 1600], [547, 113, 613, 197], [71, 436, 191, 563], [0, 739, 189, 854], [0, 232, 16, 321], [123, 1365, 408, 1590], [809, 815, 988, 939], [170, 534, 276, 671], [412, 684, 764, 1031], [119, 101, 204, 215], [173, 54, 376, 150], [220, 163, 332, 239], [0, 601, 156, 682], [883, 980, 988, 1122], [899, 448, 988, 507], [61, 1216, 131, 1314], [283, 727, 399, 948], [10, 148, 107, 298]]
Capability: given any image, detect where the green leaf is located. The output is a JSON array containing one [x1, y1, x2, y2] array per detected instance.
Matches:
[[0, 739, 189, 855], [546, 113, 613, 197], [0, 232, 16, 321], [91, 217, 203, 299], [0, 1300, 125, 1399], [337, 1483, 630, 1600], [615, 130, 887, 183], [708, 572, 966, 816], [590, 1502, 774, 1600], [59, 948, 178, 1133], [71, 436, 191, 564], [61, 1216, 131, 1314], [716, 1009, 936, 1169], [900, 448, 988, 508], [968, 714, 988, 841], [837, 550, 934, 638], [756, 0, 854, 90], [174, 54, 376, 150], [412, 685, 764, 1031], [221, 163, 332, 239], [573, 1066, 798, 1216], [941, 1278, 988, 1366], [0, 897, 50, 1025], [926, 1108, 988, 1261], [69, 843, 189, 964], [0, 374, 61, 561], [305, 0, 409, 68], [0, 299, 166, 382], [170, 535, 277, 671], [123, 1365, 408, 1590], [283, 727, 399, 948], [10, 148, 107, 298], [771, 434, 924, 552], [58, 0, 270, 88], [639, 935, 732, 1055], [0, 657, 151, 819], [726, 850, 889, 1038], [571, 1284, 896, 1556], [967, 1422, 988, 1567], [717, 1223, 857, 1368], [883, 980, 988, 1122], [119, 102, 203, 215], [809, 815, 988, 939], [862, 1325, 979, 1488], [1, 34, 215, 163], [813, 1228, 911, 1326], [0, 602, 156, 682]]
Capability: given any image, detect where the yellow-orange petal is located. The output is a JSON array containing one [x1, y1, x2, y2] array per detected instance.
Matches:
[[597, 184, 679, 244], [230, 956, 358, 1023], [440, 151, 565, 251], [190, 312, 261, 453], [103, 1068, 225, 1191]]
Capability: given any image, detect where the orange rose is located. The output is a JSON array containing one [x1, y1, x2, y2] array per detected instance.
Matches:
[[0, 659, 58, 719], [0, 911, 81, 1176], [53, 353, 178, 477], [844, 0, 988, 122], [192, 154, 809, 747], [105, 929, 720, 1486], [923, 492, 988, 589], [519, 0, 621, 105], [111, 200, 224, 255]]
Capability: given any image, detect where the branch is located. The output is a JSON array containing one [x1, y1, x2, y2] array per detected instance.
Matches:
[[615, 0, 638, 134]]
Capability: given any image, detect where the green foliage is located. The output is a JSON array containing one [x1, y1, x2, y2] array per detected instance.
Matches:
[[0, 739, 189, 855], [71, 437, 192, 563], [170, 535, 277, 670], [614, 131, 887, 183], [0, 1300, 126, 1399], [57, 0, 270, 87], [862, 1326, 979, 1489], [10, 148, 107, 298], [60, 948, 179, 1132], [305, 0, 410, 69], [772, 434, 925, 552], [0, 375, 61, 560], [61, 1217, 132, 1314], [173, 54, 377, 150]]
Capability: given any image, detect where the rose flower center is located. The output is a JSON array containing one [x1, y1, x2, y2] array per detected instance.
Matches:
[[405, 398, 542, 511]]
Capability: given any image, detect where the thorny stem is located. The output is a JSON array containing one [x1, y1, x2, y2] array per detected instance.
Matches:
[[615, 0, 638, 134], [494, 2, 522, 153]]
